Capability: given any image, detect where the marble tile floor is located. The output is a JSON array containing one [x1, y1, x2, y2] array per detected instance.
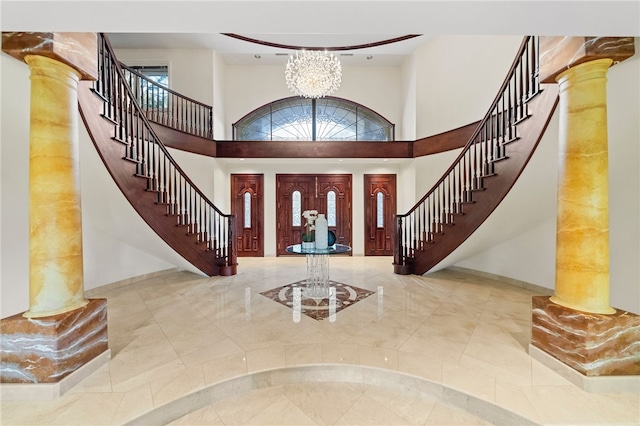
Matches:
[[2, 256, 639, 425]]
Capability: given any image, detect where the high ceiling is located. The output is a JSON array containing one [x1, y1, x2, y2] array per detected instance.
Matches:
[[3, 1, 639, 67], [106, 33, 428, 66]]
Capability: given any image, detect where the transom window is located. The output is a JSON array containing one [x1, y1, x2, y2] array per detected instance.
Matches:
[[233, 97, 394, 141]]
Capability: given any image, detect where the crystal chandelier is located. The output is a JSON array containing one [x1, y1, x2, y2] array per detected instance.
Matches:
[[285, 50, 342, 98]]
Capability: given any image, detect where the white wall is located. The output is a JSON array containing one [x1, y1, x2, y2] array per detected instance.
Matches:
[[212, 51, 227, 140], [400, 54, 417, 141], [115, 48, 215, 106], [415, 35, 522, 138], [223, 64, 402, 138], [1, 54, 30, 319]]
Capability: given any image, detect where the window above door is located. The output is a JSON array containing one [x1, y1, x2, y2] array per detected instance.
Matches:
[[233, 96, 394, 141]]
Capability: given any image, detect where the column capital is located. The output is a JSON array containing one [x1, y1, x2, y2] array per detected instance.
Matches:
[[2, 32, 97, 80], [539, 36, 635, 83]]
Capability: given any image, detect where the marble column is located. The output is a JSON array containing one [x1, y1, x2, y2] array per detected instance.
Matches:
[[1, 33, 109, 386], [530, 37, 639, 379], [25, 54, 88, 318], [551, 58, 615, 314]]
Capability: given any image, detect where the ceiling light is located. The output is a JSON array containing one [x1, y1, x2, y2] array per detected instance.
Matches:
[[285, 50, 342, 99], [254, 54, 261, 59]]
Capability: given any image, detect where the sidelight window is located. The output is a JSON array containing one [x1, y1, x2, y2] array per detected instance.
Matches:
[[377, 192, 384, 228], [243, 192, 251, 228], [327, 191, 337, 227], [292, 190, 301, 226]]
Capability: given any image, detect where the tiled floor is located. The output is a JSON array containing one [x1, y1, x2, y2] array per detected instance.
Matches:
[[2, 256, 639, 425]]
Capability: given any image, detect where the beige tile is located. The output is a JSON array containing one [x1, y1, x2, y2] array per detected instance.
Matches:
[[4, 259, 635, 426], [178, 337, 245, 367], [67, 363, 112, 393], [111, 358, 185, 393], [211, 387, 286, 424], [522, 386, 611, 424], [246, 345, 287, 373], [149, 365, 205, 407], [358, 345, 399, 370], [441, 362, 496, 403], [202, 353, 248, 385], [279, 382, 367, 424], [397, 351, 443, 382], [48, 392, 124, 425], [284, 343, 323, 366], [245, 395, 317, 425], [494, 380, 544, 425], [321, 342, 360, 364], [425, 401, 492, 425], [167, 405, 224, 425], [364, 385, 438, 424], [336, 393, 412, 425], [110, 384, 154, 425], [228, 323, 298, 352], [0, 393, 84, 425]]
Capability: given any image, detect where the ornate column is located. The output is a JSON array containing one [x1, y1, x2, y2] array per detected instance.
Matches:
[[1, 33, 109, 389], [25, 54, 88, 317], [551, 57, 615, 315], [530, 37, 639, 380]]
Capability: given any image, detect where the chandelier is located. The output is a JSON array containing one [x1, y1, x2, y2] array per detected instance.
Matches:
[[285, 50, 342, 98]]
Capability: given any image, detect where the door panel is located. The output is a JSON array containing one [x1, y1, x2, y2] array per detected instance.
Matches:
[[364, 174, 396, 256], [276, 174, 352, 255], [231, 174, 264, 257]]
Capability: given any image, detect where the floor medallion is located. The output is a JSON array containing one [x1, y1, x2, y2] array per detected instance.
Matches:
[[260, 280, 374, 321]]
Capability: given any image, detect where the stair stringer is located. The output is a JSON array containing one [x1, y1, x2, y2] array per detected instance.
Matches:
[[410, 84, 559, 275], [77, 80, 228, 277]]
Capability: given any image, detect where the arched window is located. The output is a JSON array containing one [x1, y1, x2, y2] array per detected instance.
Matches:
[[233, 97, 394, 141]]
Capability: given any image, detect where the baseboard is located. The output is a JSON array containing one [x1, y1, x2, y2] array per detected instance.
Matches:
[[0, 349, 111, 401], [446, 266, 554, 295], [85, 268, 180, 296], [528, 344, 640, 393]]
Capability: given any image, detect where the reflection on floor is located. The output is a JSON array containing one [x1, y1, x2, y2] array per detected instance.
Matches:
[[260, 280, 375, 321], [1, 256, 638, 425]]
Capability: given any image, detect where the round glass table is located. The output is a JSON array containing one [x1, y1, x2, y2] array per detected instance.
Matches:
[[286, 244, 351, 298]]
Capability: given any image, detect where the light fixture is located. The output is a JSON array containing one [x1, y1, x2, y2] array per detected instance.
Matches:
[[285, 50, 342, 98]]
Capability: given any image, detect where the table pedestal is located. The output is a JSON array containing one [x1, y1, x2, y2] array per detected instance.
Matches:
[[305, 253, 330, 298]]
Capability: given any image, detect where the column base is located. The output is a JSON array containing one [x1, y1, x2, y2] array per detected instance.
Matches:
[[0, 349, 111, 400], [531, 296, 640, 377], [1, 299, 109, 384]]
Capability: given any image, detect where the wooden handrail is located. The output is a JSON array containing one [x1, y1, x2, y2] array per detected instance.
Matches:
[[120, 63, 214, 139], [393, 36, 549, 274], [93, 33, 236, 275]]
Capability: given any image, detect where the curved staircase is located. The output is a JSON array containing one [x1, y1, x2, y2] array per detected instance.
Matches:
[[78, 35, 557, 278], [393, 37, 559, 275], [78, 34, 237, 276]]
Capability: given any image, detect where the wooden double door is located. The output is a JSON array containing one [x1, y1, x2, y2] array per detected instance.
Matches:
[[276, 174, 352, 256], [231, 173, 396, 257]]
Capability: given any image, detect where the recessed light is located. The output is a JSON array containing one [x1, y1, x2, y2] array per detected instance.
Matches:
[[366, 55, 373, 60], [382, 159, 389, 162], [254, 54, 261, 59], [239, 158, 245, 161]]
